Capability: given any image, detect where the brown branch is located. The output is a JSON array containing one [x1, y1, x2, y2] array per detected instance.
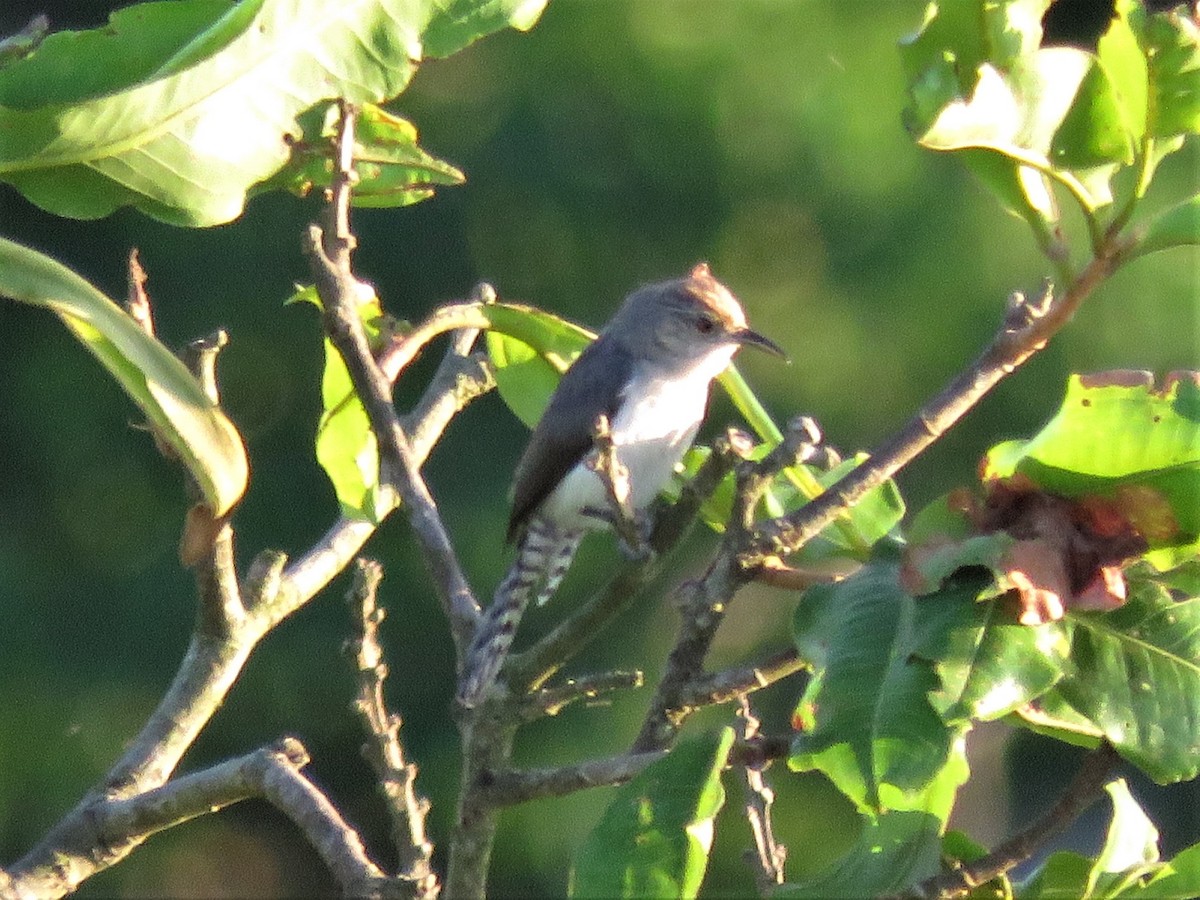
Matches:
[[679, 647, 804, 709], [734, 697, 787, 894], [479, 749, 668, 807], [904, 743, 1121, 899], [302, 101, 481, 661], [378, 301, 492, 384], [345, 559, 439, 898], [744, 250, 1121, 567]]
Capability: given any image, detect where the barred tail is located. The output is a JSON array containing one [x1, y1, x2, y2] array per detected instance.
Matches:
[[457, 521, 581, 707]]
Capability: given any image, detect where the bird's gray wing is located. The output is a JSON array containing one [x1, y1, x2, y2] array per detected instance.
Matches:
[[506, 336, 634, 542]]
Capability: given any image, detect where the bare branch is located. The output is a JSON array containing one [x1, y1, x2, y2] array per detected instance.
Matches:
[[302, 101, 481, 660], [734, 698, 787, 893], [680, 647, 804, 708], [744, 257, 1120, 567], [480, 749, 668, 807], [903, 743, 1121, 899], [516, 669, 644, 721], [378, 301, 492, 384], [345, 559, 439, 898]]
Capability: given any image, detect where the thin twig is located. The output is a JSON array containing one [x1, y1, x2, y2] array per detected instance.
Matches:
[[479, 750, 668, 807], [345, 559, 439, 898], [125, 248, 153, 337], [903, 743, 1121, 899], [516, 669, 644, 721], [679, 647, 804, 708], [734, 697, 787, 893]]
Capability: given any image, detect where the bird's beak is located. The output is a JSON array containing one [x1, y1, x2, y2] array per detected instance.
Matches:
[[735, 327, 789, 362]]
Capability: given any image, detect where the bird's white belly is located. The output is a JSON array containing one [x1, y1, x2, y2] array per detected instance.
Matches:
[[541, 370, 708, 531]]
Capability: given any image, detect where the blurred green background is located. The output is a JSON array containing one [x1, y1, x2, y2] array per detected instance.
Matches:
[[0, 1, 1196, 896]]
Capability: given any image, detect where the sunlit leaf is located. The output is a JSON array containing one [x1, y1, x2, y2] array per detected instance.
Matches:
[[1051, 579, 1200, 783], [258, 103, 464, 208], [983, 372, 1200, 550], [569, 730, 733, 899], [0, 238, 248, 517], [288, 284, 395, 522], [0, 0, 546, 224], [482, 303, 595, 429]]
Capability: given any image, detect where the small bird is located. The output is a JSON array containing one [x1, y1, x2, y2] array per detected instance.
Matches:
[[457, 263, 784, 707]]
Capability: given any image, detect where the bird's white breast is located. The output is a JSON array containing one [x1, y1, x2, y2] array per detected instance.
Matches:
[[540, 348, 734, 531]]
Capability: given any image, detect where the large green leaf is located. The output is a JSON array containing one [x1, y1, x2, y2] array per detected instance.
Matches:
[[483, 303, 596, 429], [789, 548, 965, 814], [899, 0, 1188, 218], [777, 743, 968, 898], [288, 284, 394, 523], [569, 729, 733, 899], [1049, 579, 1200, 783], [983, 372, 1200, 549], [0, 238, 248, 517], [0, 0, 545, 225], [914, 576, 1071, 724]]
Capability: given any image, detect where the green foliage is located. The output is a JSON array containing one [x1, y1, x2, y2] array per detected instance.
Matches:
[[1018, 780, 1200, 899], [569, 730, 733, 900], [0, 0, 544, 224], [902, 0, 1199, 263], [983, 373, 1200, 546], [1045, 579, 1200, 783], [789, 547, 968, 815], [0, 237, 247, 518]]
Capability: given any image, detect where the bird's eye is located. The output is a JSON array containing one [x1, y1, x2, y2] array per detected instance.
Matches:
[[695, 315, 717, 334]]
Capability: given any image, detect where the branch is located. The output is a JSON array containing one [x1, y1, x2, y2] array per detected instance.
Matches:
[[345, 559, 439, 898], [479, 750, 668, 807], [679, 647, 804, 708], [744, 250, 1121, 567], [904, 743, 1121, 899], [515, 669, 644, 721], [8, 739, 387, 898], [302, 101, 481, 660], [734, 698, 787, 894]]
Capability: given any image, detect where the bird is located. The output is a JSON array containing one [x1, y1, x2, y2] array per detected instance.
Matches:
[[457, 263, 783, 707]]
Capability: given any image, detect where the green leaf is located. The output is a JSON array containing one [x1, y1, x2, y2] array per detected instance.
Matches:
[[1018, 779, 1176, 899], [778, 744, 968, 898], [1134, 193, 1200, 258], [1140, 6, 1200, 141], [0, 238, 248, 517], [1052, 579, 1200, 783], [482, 303, 596, 429], [0, 0, 545, 225], [288, 285, 394, 522], [257, 103, 464, 208], [789, 549, 965, 813], [914, 578, 1071, 724], [1088, 780, 1161, 898], [1124, 841, 1200, 899], [983, 372, 1200, 550], [569, 729, 733, 900]]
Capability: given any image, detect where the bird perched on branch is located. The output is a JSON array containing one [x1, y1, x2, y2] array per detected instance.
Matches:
[[457, 263, 784, 707]]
